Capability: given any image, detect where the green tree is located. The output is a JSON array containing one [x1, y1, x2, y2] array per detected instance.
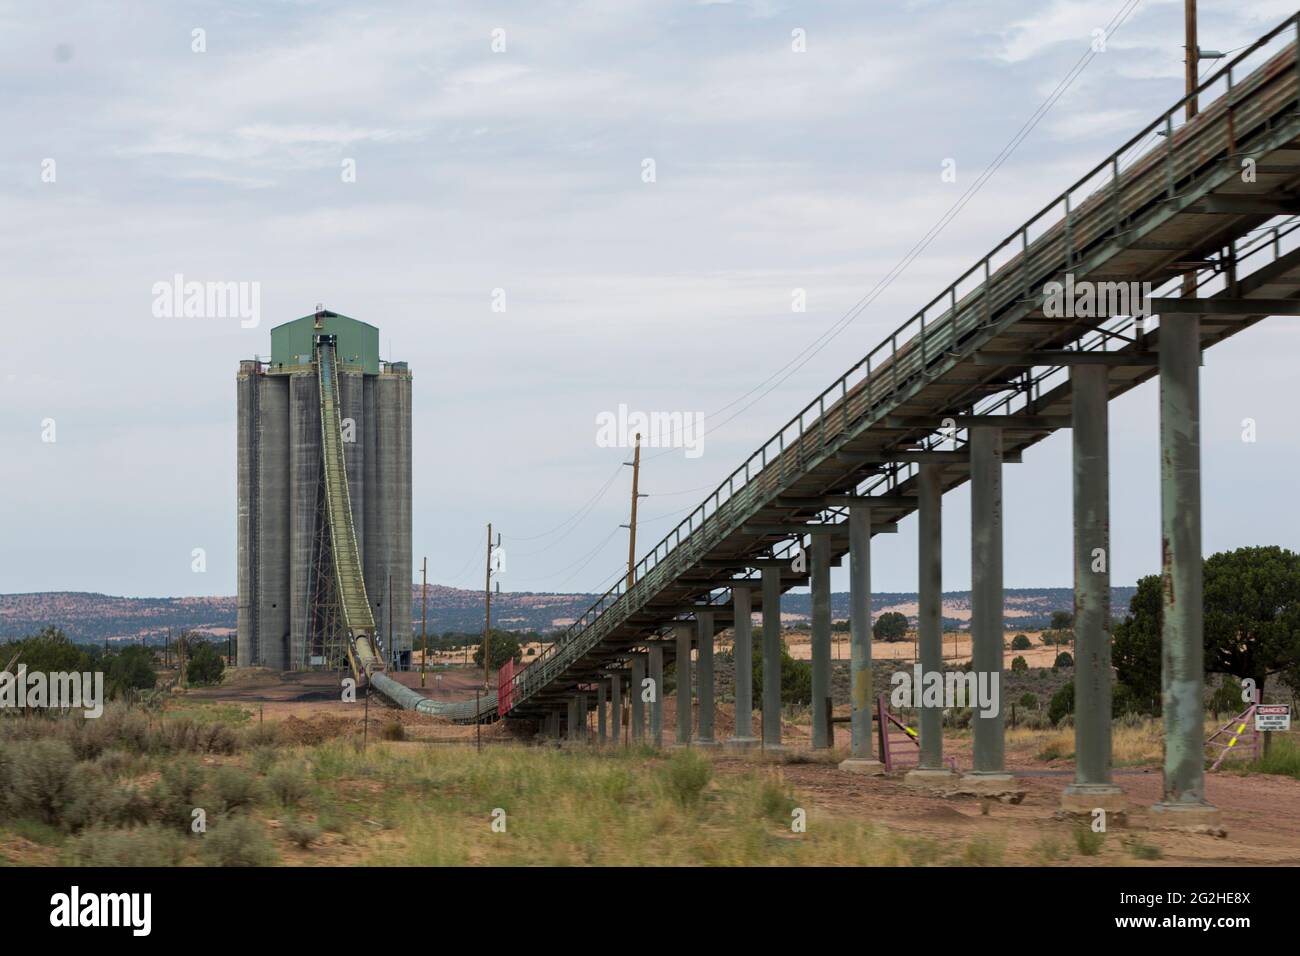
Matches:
[[105, 645, 157, 698], [1010, 634, 1032, 651], [872, 612, 909, 643], [1115, 547, 1300, 703], [1053, 651, 1074, 669], [1049, 611, 1074, 631], [472, 630, 523, 670], [0, 626, 93, 674], [186, 641, 226, 686], [1010, 656, 1028, 674]]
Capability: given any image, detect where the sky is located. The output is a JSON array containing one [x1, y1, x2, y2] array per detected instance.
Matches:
[[2, 0, 1298, 600]]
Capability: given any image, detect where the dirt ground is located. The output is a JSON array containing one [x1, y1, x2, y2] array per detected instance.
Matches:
[[178, 667, 1300, 866]]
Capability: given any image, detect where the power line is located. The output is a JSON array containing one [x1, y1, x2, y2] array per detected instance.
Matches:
[[507, 461, 625, 545], [638, 0, 1147, 465]]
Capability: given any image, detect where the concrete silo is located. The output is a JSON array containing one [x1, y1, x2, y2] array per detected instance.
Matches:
[[236, 310, 413, 671]]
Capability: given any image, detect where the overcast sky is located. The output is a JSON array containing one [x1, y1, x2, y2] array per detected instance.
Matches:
[[3, 0, 1298, 600]]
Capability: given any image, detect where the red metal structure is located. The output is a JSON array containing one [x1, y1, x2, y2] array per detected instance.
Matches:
[[497, 658, 516, 718]]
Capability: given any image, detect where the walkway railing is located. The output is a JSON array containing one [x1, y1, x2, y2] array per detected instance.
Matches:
[[508, 12, 1300, 715]]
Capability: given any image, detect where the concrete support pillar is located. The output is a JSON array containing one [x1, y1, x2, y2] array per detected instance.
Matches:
[[648, 644, 665, 748], [577, 693, 588, 743], [630, 654, 646, 742], [597, 682, 607, 743], [841, 503, 883, 773], [566, 696, 580, 744], [610, 673, 623, 746], [697, 611, 717, 745], [906, 463, 956, 786], [675, 622, 693, 747], [761, 565, 784, 750], [810, 532, 833, 749], [727, 586, 758, 750], [1063, 365, 1125, 814], [1153, 314, 1219, 826], [962, 427, 1013, 792]]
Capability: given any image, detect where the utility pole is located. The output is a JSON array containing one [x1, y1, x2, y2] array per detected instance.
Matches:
[[483, 522, 493, 688], [1185, 0, 1199, 121], [420, 556, 428, 687], [621, 433, 646, 589]]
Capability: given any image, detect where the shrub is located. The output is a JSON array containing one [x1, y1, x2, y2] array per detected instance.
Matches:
[[1053, 652, 1074, 669], [200, 816, 278, 867], [751, 640, 812, 707], [1112, 682, 1146, 718], [962, 833, 1005, 865], [1011, 634, 1032, 651], [380, 720, 405, 741], [1010, 656, 1028, 674], [1208, 677, 1244, 718], [1074, 826, 1104, 856], [8, 740, 77, 825], [663, 750, 711, 808], [1018, 692, 1038, 709], [1031, 835, 1069, 862], [1048, 684, 1075, 726], [242, 721, 281, 749], [151, 759, 206, 832], [1125, 838, 1163, 860], [209, 766, 262, 814], [284, 817, 322, 849], [755, 772, 796, 824], [64, 825, 188, 866], [64, 763, 151, 831], [267, 764, 310, 808]]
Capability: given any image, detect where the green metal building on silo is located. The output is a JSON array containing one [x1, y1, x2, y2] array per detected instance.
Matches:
[[236, 310, 412, 671]]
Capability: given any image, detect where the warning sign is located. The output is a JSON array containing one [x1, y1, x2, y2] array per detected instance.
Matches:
[[1255, 705, 1291, 732]]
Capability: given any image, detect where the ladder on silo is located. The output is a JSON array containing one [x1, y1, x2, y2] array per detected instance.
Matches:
[[315, 337, 384, 681]]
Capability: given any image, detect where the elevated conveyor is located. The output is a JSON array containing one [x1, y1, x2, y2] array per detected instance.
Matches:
[[316, 338, 497, 721], [503, 13, 1300, 720]]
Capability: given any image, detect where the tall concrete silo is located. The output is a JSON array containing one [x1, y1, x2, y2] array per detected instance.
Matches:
[[236, 310, 413, 671]]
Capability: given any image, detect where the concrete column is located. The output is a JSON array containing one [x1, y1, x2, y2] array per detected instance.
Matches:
[[648, 644, 665, 748], [906, 463, 956, 785], [962, 426, 1014, 792], [841, 503, 883, 773], [1153, 314, 1218, 826], [630, 654, 646, 742], [675, 622, 693, 747], [610, 673, 623, 746], [727, 586, 758, 749], [577, 693, 588, 743], [761, 565, 784, 750], [566, 696, 580, 744], [1063, 365, 1125, 814], [810, 532, 833, 749], [597, 682, 607, 743], [697, 611, 717, 745]]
